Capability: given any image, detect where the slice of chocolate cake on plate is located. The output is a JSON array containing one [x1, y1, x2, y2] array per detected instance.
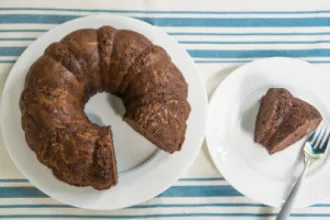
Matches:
[[254, 88, 322, 154]]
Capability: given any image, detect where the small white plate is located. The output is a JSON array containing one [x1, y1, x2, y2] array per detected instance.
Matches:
[[0, 15, 207, 210], [206, 57, 330, 208]]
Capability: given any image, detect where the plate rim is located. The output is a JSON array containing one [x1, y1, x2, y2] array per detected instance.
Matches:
[[206, 57, 330, 208], [0, 14, 208, 210]]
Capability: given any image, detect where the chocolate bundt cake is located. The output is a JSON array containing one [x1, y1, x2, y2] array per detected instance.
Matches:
[[254, 88, 322, 154], [19, 27, 190, 190]]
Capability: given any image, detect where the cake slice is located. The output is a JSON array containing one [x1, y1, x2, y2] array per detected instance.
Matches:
[[254, 88, 322, 154], [254, 88, 293, 148]]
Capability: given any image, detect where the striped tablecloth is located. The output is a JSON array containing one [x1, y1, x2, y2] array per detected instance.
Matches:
[[1, 0, 330, 219]]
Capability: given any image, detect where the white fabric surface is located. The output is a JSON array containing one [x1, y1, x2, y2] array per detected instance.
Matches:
[[1, 0, 330, 219]]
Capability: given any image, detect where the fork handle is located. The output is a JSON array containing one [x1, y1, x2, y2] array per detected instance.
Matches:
[[276, 165, 309, 220]]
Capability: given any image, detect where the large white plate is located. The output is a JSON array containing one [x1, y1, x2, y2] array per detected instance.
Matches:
[[206, 57, 330, 208], [0, 15, 207, 210]]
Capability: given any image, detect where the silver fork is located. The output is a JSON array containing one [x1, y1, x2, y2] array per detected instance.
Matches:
[[276, 124, 330, 220]]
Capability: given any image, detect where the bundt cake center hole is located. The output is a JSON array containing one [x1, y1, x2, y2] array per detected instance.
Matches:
[[84, 92, 126, 127], [83, 92, 159, 174]]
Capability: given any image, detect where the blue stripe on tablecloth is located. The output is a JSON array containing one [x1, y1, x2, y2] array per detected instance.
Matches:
[[0, 178, 226, 183], [188, 49, 330, 58], [180, 40, 330, 44], [130, 203, 330, 208], [170, 32, 330, 36], [0, 178, 224, 182], [0, 185, 242, 198], [0, 187, 47, 198], [194, 60, 330, 64], [158, 186, 242, 197], [4, 213, 330, 218], [0, 203, 330, 209], [0, 214, 275, 218], [0, 179, 28, 183], [2, 59, 330, 65], [0, 204, 71, 209], [138, 17, 330, 27], [0, 60, 16, 63], [4, 38, 330, 45], [130, 203, 267, 208], [3, 47, 330, 59], [1, 58, 330, 65], [2, 30, 330, 36], [0, 47, 25, 56], [0, 29, 47, 32], [1, 15, 330, 27], [194, 59, 254, 64], [0, 204, 266, 209], [179, 178, 225, 181], [0, 38, 36, 41], [2, 7, 330, 14]]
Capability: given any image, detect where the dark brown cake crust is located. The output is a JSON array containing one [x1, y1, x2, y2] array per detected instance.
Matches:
[[20, 26, 190, 190], [254, 88, 322, 154]]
